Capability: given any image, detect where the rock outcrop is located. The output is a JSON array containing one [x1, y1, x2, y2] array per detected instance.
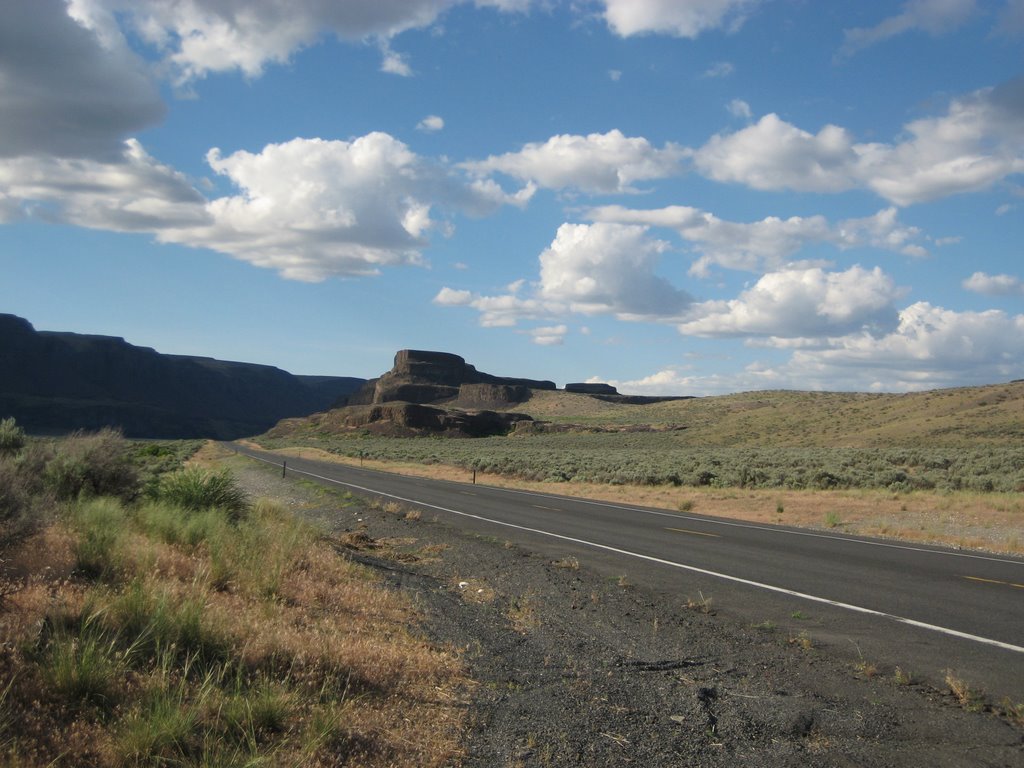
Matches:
[[345, 350, 554, 408], [0, 314, 364, 439], [565, 382, 619, 395], [306, 349, 548, 437]]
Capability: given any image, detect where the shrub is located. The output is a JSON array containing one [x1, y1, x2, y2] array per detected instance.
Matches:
[[0, 417, 25, 456], [44, 429, 138, 501], [157, 466, 249, 520]]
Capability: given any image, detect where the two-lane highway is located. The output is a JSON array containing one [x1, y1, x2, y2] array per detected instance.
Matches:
[[231, 443, 1024, 698]]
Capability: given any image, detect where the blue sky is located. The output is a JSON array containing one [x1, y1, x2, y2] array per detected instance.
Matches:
[[1, 0, 1022, 394]]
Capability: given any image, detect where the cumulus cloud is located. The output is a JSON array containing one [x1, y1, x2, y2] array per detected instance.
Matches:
[[528, 324, 568, 345], [694, 79, 1024, 205], [157, 133, 519, 281], [963, 271, 1024, 296], [695, 114, 858, 193], [538, 223, 690, 317], [703, 61, 735, 78], [588, 205, 929, 275], [82, 0, 534, 83], [727, 99, 752, 119], [601, 0, 759, 38], [838, 0, 976, 58], [4, 127, 526, 281], [0, 139, 208, 230], [461, 130, 689, 194], [417, 115, 445, 132], [0, 0, 165, 160], [379, 41, 413, 75], [434, 221, 692, 327], [677, 266, 904, 339], [787, 302, 1024, 389]]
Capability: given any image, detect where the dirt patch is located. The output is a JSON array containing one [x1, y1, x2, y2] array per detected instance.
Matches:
[[226, 455, 1024, 767]]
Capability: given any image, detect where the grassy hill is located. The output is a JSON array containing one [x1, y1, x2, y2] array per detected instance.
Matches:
[[505, 381, 1024, 447]]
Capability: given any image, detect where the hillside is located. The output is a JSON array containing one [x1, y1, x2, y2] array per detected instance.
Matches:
[[0, 314, 365, 439], [501, 383, 1024, 447]]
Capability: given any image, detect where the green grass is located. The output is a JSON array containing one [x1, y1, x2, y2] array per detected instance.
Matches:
[[156, 466, 249, 519]]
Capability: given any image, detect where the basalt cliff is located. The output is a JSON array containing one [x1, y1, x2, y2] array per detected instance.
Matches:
[[0, 314, 364, 439]]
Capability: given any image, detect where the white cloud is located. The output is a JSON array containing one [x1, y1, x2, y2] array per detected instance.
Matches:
[[608, 69, 622, 81], [0, 0, 165, 160], [434, 287, 474, 305], [4, 128, 526, 282], [839, 0, 976, 58], [433, 288, 552, 326], [703, 61, 735, 78], [727, 99, 752, 119], [694, 79, 1024, 205], [588, 205, 929, 275], [379, 41, 413, 76], [417, 115, 445, 132], [963, 271, 1024, 296], [528, 324, 568, 345], [601, 0, 758, 38], [695, 114, 858, 193], [433, 221, 692, 327], [155, 133, 516, 281], [94, 0, 538, 83], [462, 130, 688, 194], [611, 300, 1024, 395], [0, 139, 208, 230], [677, 266, 903, 339], [786, 302, 1024, 389], [538, 223, 690, 317]]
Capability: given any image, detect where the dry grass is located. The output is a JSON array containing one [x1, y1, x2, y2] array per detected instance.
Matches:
[[0, 471, 469, 766], [253, 445, 1024, 554]]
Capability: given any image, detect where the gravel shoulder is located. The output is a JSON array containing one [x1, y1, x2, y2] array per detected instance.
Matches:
[[228, 455, 1024, 768]]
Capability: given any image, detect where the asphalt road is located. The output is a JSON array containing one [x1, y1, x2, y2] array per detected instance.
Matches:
[[230, 443, 1024, 701]]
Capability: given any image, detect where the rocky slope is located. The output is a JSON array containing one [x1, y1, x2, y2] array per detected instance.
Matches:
[[0, 314, 364, 439]]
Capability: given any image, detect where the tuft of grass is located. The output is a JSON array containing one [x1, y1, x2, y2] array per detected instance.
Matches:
[[686, 591, 714, 614], [678, 499, 695, 512], [39, 610, 127, 709], [508, 594, 539, 633], [789, 631, 813, 650], [71, 497, 130, 578], [946, 670, 986, 712], [824, 511, 843, 528], [157, 466, 249, 520], [1000, 698, 1024, 727], [894, 666, 914, 686], [404, 508, 422, 521], [552, 556, 579, 570]]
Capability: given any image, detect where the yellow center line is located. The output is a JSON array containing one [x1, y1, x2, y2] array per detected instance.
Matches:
[[532, 504, 560, 511], [665, 527, 721, 538], [962, 575, 1024, 589]]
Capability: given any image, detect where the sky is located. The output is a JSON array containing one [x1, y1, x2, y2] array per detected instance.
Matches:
[[1, 0, 1023, 395]]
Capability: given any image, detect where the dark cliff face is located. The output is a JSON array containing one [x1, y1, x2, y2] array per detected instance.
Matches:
[[0, 314, 364, 439]]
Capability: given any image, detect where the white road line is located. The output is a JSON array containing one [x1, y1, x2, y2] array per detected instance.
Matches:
[[475, 484, 1024, 566], [243, 450, 1024, 655]]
